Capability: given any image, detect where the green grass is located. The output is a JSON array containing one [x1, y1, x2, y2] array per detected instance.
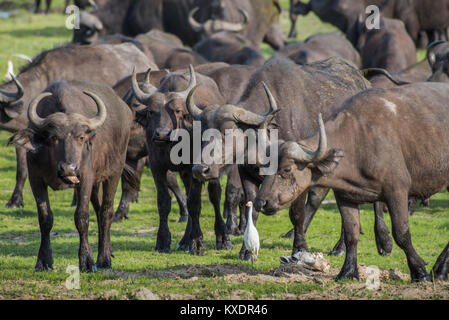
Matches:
[[0, 0, 449, 300]]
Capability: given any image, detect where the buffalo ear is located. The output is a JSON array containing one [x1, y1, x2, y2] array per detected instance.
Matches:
[[3, 103, 24, 119], [7, 129, 40, 152], [310, 148, 344, 175]]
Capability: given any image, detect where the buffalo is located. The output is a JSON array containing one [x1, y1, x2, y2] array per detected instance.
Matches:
[[277, 33, 361, 67], [131, 65, 239, 253], [0, 43, 152, 209], [184, 57, 388, 258], [111, 69, 190, 223], [355, 17, 417, 72], [9, 80, 132, 272], [255, 82, 449, 282]]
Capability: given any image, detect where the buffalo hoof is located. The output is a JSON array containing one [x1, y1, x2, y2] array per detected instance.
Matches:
[[178, 215, 188, 223], [112, 211, 128, 223], [190, 237, 204, 256], [329, 246, 346, 257], [411, 273, 431, 282], [238, 246, 251, 261], [34, 258, 53, 272], [79, 255, 97, 273], [281, 228, 294, 239], [5, 195, 24, 209], [376, 236, 393, 256], [228, 226, 242, 236], [96, 255, 112, 270], [288, 30, 297, 39], [155, 234, 171, 253], [329, 239, 346, 256], [217, 240, 232, 251], [176, 238, 191, 251], [335, 266, 359, 281]]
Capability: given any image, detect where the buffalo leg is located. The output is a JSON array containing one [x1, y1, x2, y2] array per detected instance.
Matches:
[[224, 166, 243, 236], [334, 195, 360, 280], [177, 170, 193, 251], [29, 176, 53, 271], [289, 192, 308, 254], [167, 170, 189, 223], [385, 188, 429, 282], [45, 0, 51, 14], [187, 178, 204, 255], [329, 220, 346, 257], [6, 147, 27, 208], [374, 201, 393, 256], [432, 242, 449, 281], [208, 179, 231, 250], [288, 0, 298, 38], [96, 175, 120, 269], [152, 169, 172, 253], [34, 0, 41, 13], [282, 187, 329, 238], [74, 180, 96, 272], [113, 158, 145, 222]]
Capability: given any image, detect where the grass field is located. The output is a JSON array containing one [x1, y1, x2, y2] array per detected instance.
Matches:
[[0, 0, 448, 300]]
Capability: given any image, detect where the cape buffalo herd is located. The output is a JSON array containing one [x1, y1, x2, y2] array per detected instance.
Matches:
[[3, 0, 449, 285]]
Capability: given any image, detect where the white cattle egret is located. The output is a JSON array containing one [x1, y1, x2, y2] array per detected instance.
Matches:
[[244, 201, 259, 264], [4, 61, 14, 82]]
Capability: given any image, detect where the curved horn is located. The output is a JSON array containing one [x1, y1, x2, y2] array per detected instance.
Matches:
[[0, 75, 24, 104], [188, 7, 204, 32], [257, 82, 281, 149], [177, 64, 197, 98], [140, 68, 158, 94], [131, 66, 154, 103], [186, 84, 202, 120], [238, 8, 249, 27], [28, 92, 52, 128], [288, 113, 328, 163], [210, 9, 249, 33], [83, 90, 107, 130], [233, 82, 280, 126], [427, 40, 446, 67]]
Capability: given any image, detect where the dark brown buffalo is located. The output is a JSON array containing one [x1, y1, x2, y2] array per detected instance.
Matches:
[[277, 33, 361, 67], [73, 0, 164, 44], [427, 41, 449, 82], [131, 65, 237, 253], [0, 43, 152, 209], [356, 18, 417, 72], [185, 57, 389, 259], [255, 82, 449, 282], [9, 80, 132, 272], [111, 70, 190, 223], [193, 31, 265, 67], [136, 30, 208, 71], [185, 0, 285, 50], [34, 0, 110, 14], [288, 0, 300, 38]]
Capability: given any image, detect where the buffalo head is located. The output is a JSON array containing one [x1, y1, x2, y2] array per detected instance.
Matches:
[[187, 81, 279, 181], [72, 11, 104, 44], [0, 76, 25, 120], [132, 65, 196, 143], [427, 41, 449, 83], [254, 114, 343, 215], [10, 90, 107, 186], [188, 6, 249, 38]]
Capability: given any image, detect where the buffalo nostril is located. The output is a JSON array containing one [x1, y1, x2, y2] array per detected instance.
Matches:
[[254, 199, 266, 211]]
